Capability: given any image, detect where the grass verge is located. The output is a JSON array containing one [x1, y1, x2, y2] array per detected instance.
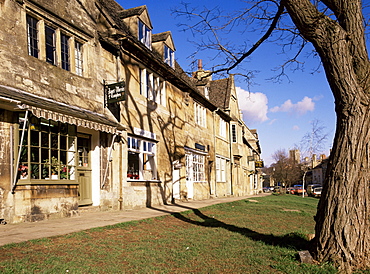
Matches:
[[0, 194, 339, 273]]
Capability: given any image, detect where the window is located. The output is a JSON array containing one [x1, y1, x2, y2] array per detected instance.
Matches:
[[140, 68, 166, 105], [231, 124, 237, 143], [25, 13, 84, 75], [61, 33, 70, 71], [75, 41, 83, 76], [27, 15, 39, 58], [164, 45, 174, 68], [127, 137, 157, 180], [219, 118, 227, 138], [45, 25, 56, 65], [194, 102, 206, 127], [17, 113, 77, 181], [138, 20, 151, 49], [186, 151, 205, 182], [216, 156, 227, 182]]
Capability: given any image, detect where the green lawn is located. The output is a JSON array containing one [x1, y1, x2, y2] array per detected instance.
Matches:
[[0, 194, 339, 273]]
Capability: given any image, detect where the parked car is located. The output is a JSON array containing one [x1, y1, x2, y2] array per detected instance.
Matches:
[[291, 185, 306, 195], [307, 184, 322, 196], [313, 187, 322, 197], [286, 187, 295, 194]]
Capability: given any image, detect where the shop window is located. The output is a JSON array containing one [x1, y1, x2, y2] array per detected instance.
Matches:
[[17, 113, 77, 181], [127, 137, 156, 180], [186, 151, 206, 182]]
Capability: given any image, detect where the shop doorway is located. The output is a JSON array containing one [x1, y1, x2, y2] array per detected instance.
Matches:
[[77, 133, 92, 206]]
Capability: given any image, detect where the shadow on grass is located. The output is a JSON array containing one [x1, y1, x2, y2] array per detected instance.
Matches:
[[149, 203, 309, 251]]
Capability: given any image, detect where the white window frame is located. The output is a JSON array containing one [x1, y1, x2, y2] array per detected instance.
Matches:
[[186, 150, 206, 183], [216, 156, 227, 182], [194, 102, 206, 128], [219, 117, 227, 138], [74, 41, 83, 76], [127, 136, 157, 181], [138, 19, 152, 49], [164, 45, 175, 68], [140, 68, 166, 106]]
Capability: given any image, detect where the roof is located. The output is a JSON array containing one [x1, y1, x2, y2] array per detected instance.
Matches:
[[209, 78, 232, 110], [118, 5, 147, 19]]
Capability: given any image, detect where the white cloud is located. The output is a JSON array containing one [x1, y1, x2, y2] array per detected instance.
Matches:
[[236, 87, 269, 124], [292, 125, 300, 131], [270, 96, 315, 116]]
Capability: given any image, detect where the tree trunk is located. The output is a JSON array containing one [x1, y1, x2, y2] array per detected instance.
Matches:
[[283, 0, 370, 272]]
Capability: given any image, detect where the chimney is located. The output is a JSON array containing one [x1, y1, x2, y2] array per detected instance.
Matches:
[[198, 59, 203, 70]]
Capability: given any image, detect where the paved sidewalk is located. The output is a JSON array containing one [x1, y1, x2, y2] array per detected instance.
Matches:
[[0, 194, 269, 247]]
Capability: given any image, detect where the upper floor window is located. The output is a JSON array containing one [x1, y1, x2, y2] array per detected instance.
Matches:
[[231, 124, 237, 143], [75, 41, 83, 76], [138, 20, 151, 49], [164, 45, 174, 68], [45, 25, 56, 65], [26, 13, 84, 76], [140, 68, 166, 106], [61, 33, 70, 71], [26, 15, 39, 58], [219, 117, 227, 138], [194, 102, 206, 128]]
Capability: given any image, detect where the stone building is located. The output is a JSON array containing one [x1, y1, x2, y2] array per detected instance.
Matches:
[[0, 0, 262, 224]]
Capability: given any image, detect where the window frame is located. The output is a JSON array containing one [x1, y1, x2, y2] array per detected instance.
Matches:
[[61, 33, 71, 71], [219, 117, 227, 138], [74, 40, 83, 76], [138, 19, 152, 49], [127, 136, 157, 181], [194, 102, 206, 128], [45, 24, 56, 65], [231, 124, 237, 143], [185, 150, 206, 183], [140, 68, 166, 106], [26, 14, 39, 58], [17, 113, 77, 183], [164, 45, 174, 68]]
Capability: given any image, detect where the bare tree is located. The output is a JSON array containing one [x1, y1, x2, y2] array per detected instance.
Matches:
[[270, 149, 303, 187], [174, 1, 370, 272], [298, 119, 330, 159]]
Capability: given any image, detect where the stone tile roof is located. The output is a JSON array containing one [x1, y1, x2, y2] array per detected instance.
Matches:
[[209, 78, 232, 110], [152, 31, 171, 43], [118, 5, 146, 19]]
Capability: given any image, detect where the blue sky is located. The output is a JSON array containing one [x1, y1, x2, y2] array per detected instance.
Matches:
[[118, 0, 336, 166]]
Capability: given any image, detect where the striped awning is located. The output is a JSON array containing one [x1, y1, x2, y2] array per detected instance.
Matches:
[[0, 84, 122, 134]]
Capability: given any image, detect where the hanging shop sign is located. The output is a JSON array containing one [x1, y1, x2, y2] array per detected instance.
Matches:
[[255, 160, 264, 168], [105, 81, 125, 105]]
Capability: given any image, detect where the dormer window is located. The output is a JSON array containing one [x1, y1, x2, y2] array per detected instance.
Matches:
[[138, 19, 151, 49], [164, 45, 174, 68]]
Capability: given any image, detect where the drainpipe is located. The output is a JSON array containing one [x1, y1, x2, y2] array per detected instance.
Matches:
[[212, 108, 219, 197], [118, 138, 123, 210], [229, 120, 233, 196]]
